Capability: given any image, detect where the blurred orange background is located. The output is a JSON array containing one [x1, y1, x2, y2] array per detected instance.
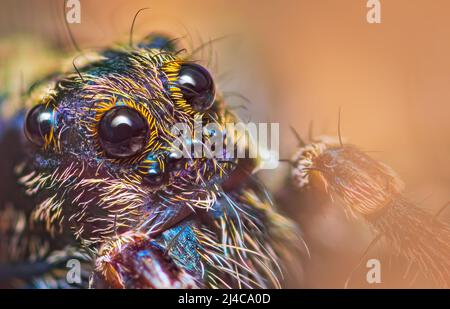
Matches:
[[0, 0, 449, 287]]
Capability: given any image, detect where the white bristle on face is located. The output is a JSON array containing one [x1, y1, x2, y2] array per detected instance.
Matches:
[[290, 136, 341, 188], [291, 142, 326, 188]]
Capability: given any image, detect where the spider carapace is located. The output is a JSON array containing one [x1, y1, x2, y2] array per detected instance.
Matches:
[[0, 34, 302, 289]]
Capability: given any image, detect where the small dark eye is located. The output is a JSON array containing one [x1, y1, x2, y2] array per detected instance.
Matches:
[[98, 107, 148, 158], [24, 104, 56, 146], [177, 63, 215, 112]]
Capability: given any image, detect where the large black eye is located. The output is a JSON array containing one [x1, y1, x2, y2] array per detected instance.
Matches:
[[24, 104, 56, 146], [177, 63, 215, 112], [98, 107, 148, 158]]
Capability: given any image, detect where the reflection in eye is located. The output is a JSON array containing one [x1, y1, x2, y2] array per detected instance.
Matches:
[[177, 63, 216, 112], [24, 104, 56, 146], [98, 106, 149, 158], [111, 115, 133, 128], [178, 74, 196, 87]]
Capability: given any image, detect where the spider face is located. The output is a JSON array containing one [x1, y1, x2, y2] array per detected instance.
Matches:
[[11, 34, 291, 290], [20, 36, 238, 245]]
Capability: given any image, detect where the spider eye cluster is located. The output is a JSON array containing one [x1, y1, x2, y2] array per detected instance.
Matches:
[[24, 104, 56, 147], [177, 63, 216, 112], [95, 63, 216, 160], [23, 62, 218, 189], [98, 106, 148, 158]]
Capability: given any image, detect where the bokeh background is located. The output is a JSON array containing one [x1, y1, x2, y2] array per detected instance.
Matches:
[[0, 0, 449, 288]]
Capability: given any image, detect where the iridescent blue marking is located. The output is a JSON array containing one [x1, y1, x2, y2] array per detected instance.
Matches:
[[160, 224, 201, 275], [145, 153, 161, 175], [138, 35, 176, 51], [137, 250, 151, 258]]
